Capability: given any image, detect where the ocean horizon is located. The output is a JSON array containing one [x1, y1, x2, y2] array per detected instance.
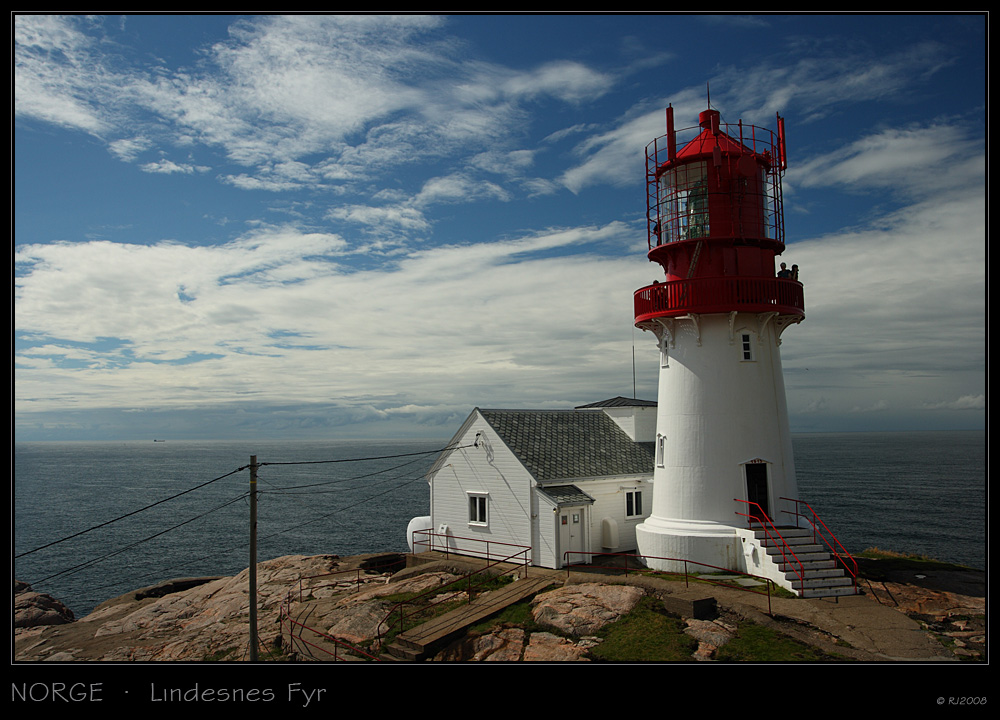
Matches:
[[14, 430, 986, 618]]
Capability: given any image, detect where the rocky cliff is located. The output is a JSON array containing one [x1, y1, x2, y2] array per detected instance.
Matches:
[[14, 552, 986, 663]]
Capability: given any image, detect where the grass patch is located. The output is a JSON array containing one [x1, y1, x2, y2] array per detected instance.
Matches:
[[856, 547, 975, 581], [714, 622, 839, 662], [203, 647, 240, 661], [380, 572, 519, 645], [588, 596, 699, 662], [468, 598, 539, 634]]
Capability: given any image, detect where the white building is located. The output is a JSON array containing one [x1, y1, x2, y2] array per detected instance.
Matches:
[[408, 397, 657, 569]]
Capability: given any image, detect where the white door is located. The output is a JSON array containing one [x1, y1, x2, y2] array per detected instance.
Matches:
[[559, 506, 588, 566]]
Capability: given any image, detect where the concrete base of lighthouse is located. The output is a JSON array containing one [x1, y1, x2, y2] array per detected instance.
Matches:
[[636, 517, 742, 573]]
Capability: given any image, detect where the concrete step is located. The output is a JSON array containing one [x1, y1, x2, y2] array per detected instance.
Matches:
[[751, 525, 810, 537], [790, 575, 852, 590], [751, 523, 859, 598], [777, 559, 838, 572], [797, 583, 858, 598], [764, 542, 825, 555], [772, 551, 836, 564], [785, 568, 846, 580]]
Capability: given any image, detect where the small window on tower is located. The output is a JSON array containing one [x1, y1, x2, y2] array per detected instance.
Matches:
[[741, 332, 755, 362], [656, 434, 665, 467]]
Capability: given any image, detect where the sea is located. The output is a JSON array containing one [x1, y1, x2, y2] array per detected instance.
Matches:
[[14, 431, 986, 618]]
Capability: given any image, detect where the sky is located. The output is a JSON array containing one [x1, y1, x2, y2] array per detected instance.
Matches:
[[14, 13, 987, 441]]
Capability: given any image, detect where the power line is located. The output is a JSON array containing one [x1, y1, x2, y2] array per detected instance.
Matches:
[[84, 464, 433, 599], [15, 464, 250, 559], [30, 493, 250, 586], [17, 442, 461, 600], [259, 451, 437, 493], [257, 444, 466, 467], [16, 444, 461, 560]]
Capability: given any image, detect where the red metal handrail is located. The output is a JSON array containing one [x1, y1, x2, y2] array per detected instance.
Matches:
[[734, 498, 806, 594], [780, 496, 858, 593], [635, 276, 804, 323], [294, 564, 394, 603], [410, 528, 533, 567], [562, 550, 778, 616], [374, 531, 532, 654], [279, 601, 381, 661]]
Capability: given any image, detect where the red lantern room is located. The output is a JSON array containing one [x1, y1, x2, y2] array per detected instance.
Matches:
[[634, 106, 804, 325]]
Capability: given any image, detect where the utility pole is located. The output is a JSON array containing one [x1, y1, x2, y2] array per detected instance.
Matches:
[[249, 455, 258, 662]]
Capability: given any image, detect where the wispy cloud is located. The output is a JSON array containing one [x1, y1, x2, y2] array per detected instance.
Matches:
[[14, 15, 985, 438]]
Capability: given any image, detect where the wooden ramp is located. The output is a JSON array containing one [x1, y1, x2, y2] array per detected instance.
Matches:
[[381, 575, 555, 661]]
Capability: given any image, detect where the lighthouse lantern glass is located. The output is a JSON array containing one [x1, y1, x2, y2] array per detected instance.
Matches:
[[657, 160, 709, 244]]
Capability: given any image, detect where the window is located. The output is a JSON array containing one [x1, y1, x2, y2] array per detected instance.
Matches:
[[656, 434, 665, 467], [468, 493, 488, 525], [740, 332, 755, 362], [626, 490, 643, 518], [659, 161, 710, 243]]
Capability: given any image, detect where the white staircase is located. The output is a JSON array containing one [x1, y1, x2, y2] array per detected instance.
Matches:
[[754, 525, 857, 598]]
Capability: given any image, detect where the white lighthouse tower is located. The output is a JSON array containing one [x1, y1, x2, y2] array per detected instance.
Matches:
[[634, 104, 809, 578]]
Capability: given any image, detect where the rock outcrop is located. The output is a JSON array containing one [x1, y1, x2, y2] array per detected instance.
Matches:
[[14, 581, 75, 628], [530, 582, 644, 635], [13, 553, 986, 663]]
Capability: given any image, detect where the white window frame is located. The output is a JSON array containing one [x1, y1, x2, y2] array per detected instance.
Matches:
[[656, 433, 665, 467], [467, 492, 489, 526], [739, 331, 756, 362], [625, 489, 643, 519]]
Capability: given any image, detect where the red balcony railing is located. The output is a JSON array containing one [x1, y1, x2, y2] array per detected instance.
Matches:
[[634, 276, 804, 323]]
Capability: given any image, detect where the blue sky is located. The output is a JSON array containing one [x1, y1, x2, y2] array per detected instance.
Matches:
[[14, 14, 986, 441]]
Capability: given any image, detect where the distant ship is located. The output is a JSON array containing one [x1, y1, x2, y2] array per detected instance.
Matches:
[[153, 439, 166, 443]]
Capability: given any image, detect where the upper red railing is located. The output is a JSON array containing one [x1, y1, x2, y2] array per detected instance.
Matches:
[[645, 110, 787, 250], [634, 276, 804, 323]]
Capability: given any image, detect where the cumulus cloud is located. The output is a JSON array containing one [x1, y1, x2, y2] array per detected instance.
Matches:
[[15, 223, 647, 415], [14, 15, 985, 438], [923, 395, 986, 411]]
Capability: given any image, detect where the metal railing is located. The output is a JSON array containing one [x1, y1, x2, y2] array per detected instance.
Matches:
[[562, 550, 782, 616], [410, 528, 533, 571], [277, 559, 406, 662], [645, 116, 786, 250], [634, 276, 804, 323], [373, 531, 532, 654], [734, 499, 806, 594], [290, 563, 398, 603], [278, 599, 382, 662], [780, 496, 859, 594]]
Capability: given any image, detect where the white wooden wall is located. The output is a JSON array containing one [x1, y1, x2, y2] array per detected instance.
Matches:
[[580, 475, 651, 555], [429, 412, 535, 565]]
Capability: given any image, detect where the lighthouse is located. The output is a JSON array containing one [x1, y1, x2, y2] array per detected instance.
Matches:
[[634, 104, 807, 576]]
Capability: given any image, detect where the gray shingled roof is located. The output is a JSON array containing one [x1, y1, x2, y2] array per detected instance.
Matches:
[[537, 484, 595, 506], [478, 408, 654, 482], [575, 396, 657, 409]]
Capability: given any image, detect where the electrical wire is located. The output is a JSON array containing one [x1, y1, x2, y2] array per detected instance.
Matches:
[[29, 493, 250, 586], [14, 464, 250, 559], [16, 442, 463, 598]]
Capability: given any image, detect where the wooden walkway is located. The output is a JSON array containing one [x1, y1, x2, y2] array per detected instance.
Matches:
[[382, 575, 556, 661]]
